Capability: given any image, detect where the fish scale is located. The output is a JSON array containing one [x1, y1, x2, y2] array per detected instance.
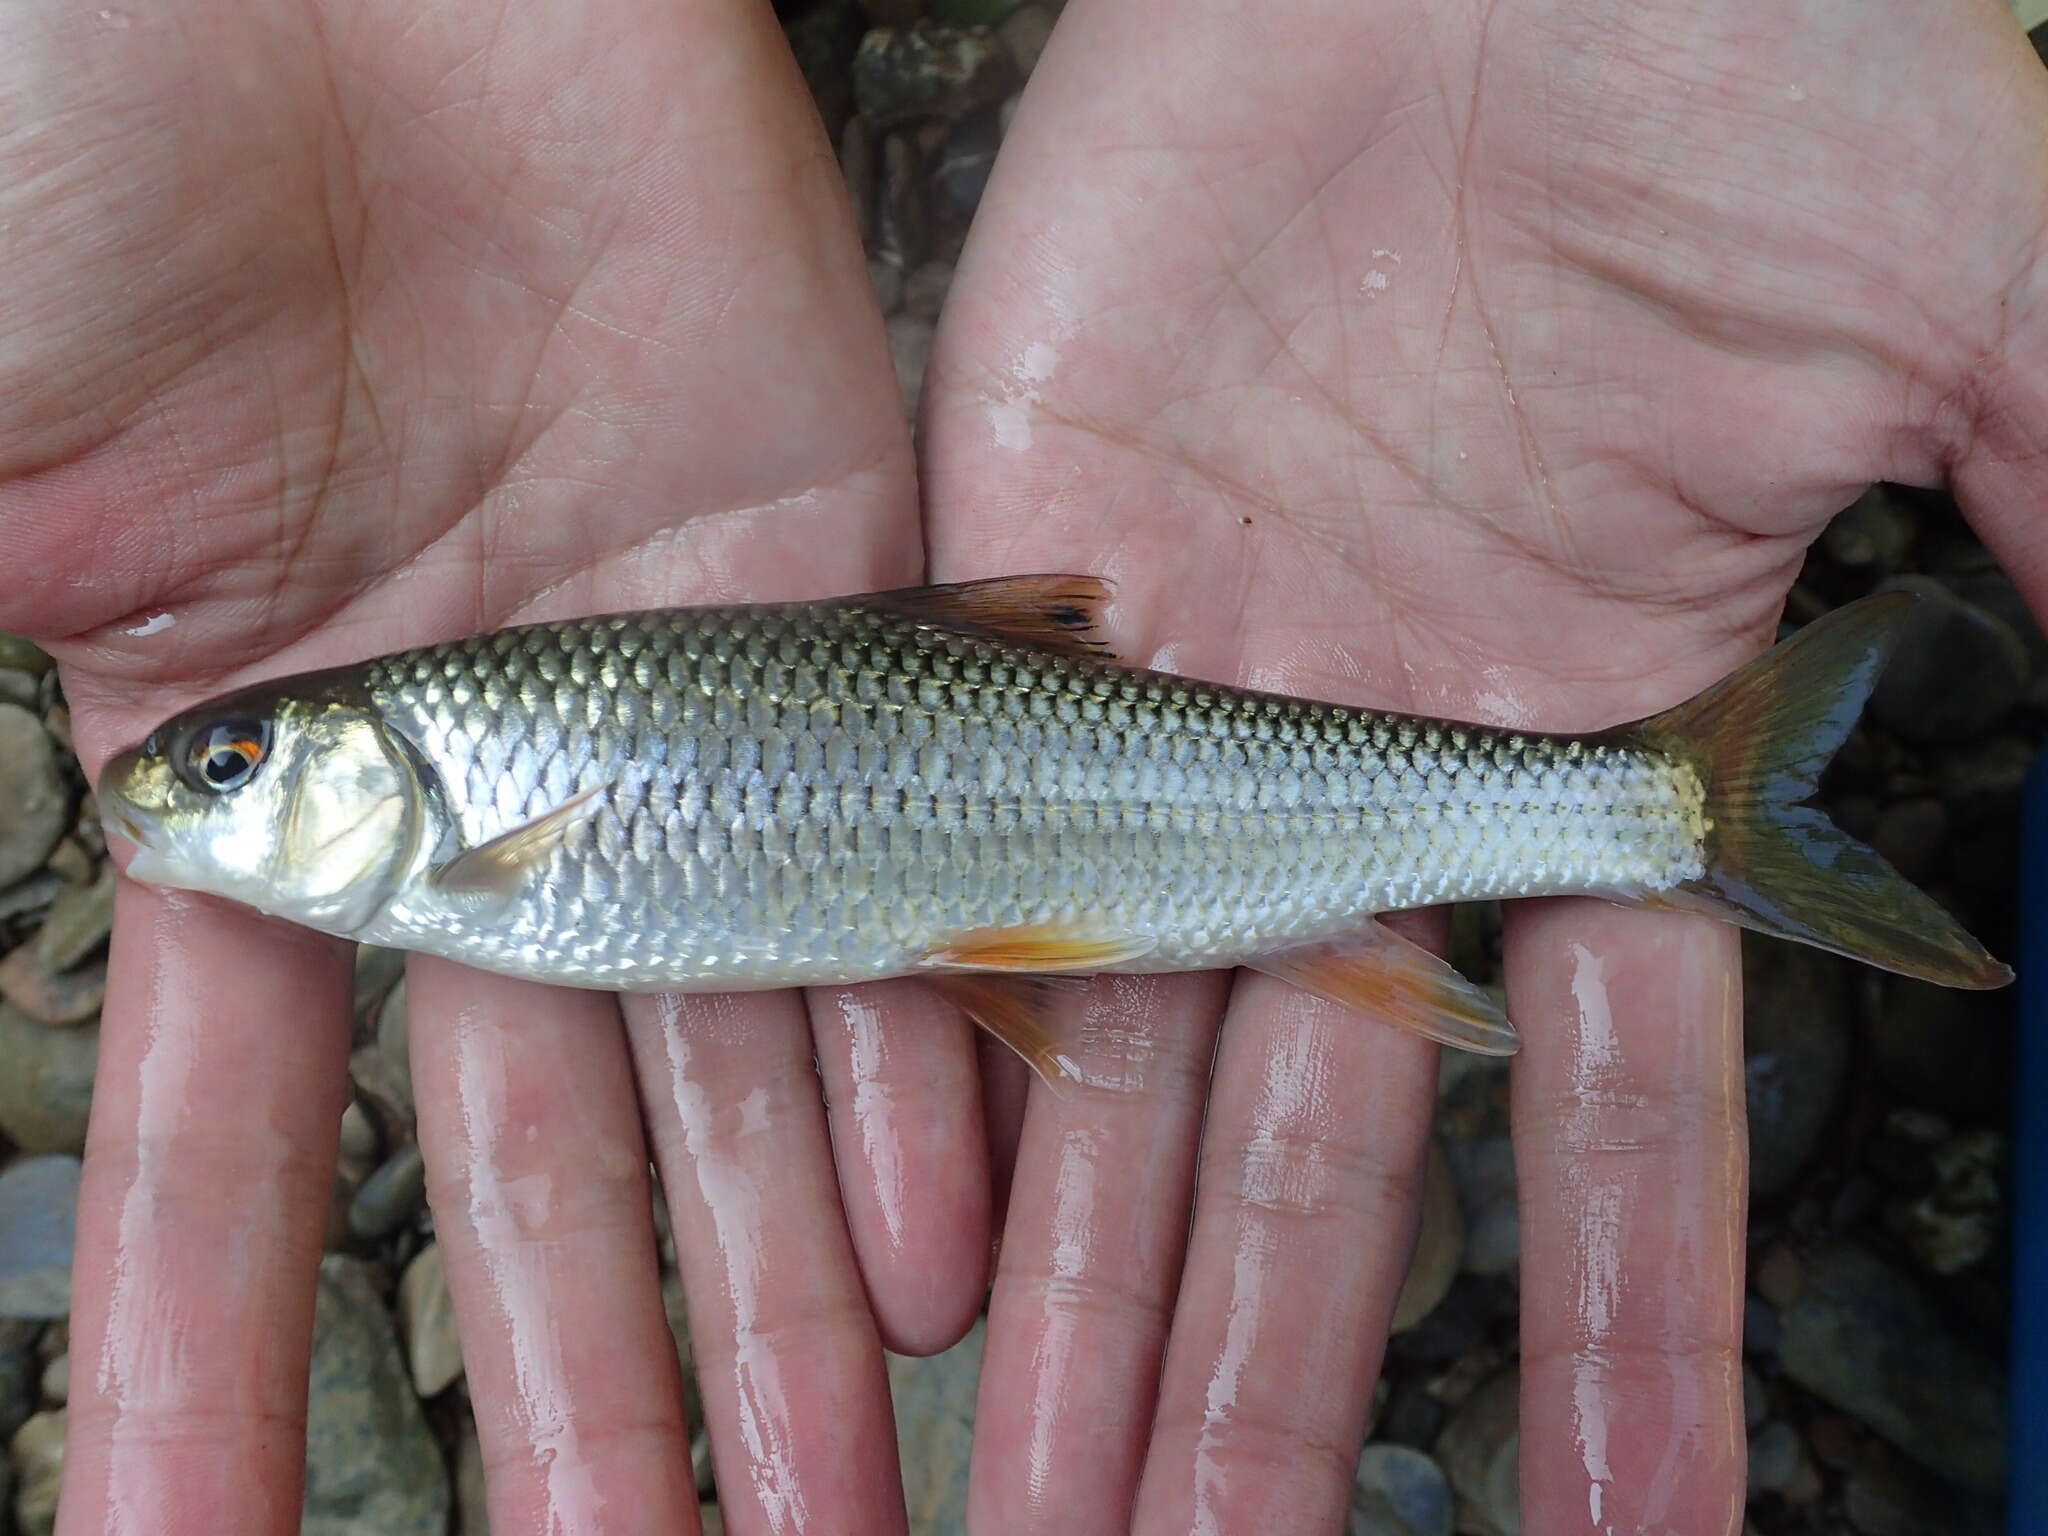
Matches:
[[347, 600, 1708, 989]]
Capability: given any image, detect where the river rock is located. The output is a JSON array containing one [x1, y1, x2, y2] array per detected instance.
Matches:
[[9, 1407, 62, 1536], [1743, 937, 1851, 1199], [347, 1142, 426, 1241], [1822, 487, 1916, 569], [398, 1243, 463, 1398], [0, 1157, 80, 1320], [889, 1317, 981, 1533], [1351, 1443, 1453, 1536], [853, 24, 1013, 127], [32, 866, 113, 972], [0, 938, 105, 1026], [303, 1257, 449, 1535], [1435, 1367, 1518, 1536], [0, 706, 65, 889], [1870, 576, 2029, 743], [1392, 1141, 1461, 1331], [1438, 1058, 1516, 1275], [1778, 1242, 2004, 1490], [1886, 1126, 2002, 1276]]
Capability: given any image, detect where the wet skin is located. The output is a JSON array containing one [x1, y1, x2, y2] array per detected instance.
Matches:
[[2, 3, 2046, 1536]]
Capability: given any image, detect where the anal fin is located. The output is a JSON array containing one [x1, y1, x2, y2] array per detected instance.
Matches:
[[1250, 923, 1519, 1057]]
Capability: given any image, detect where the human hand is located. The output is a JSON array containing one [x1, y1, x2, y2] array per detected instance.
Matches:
[[0, 3, 993, 1530], [921, 0, 2048, 1529]]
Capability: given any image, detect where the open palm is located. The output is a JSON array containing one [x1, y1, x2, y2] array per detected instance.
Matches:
[[923, 0, 2048, 1530], [1, 4, 994, 1531]]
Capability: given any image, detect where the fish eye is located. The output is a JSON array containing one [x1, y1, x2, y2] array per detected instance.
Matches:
[[176, 716, 271, 794]]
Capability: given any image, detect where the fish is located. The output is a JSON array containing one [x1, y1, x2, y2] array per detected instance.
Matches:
[[97, 576, 2010, 1082]]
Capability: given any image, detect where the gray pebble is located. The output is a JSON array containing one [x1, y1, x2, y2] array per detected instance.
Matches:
[[347, 1142, 427, 1241], [1439, 1057, 1517, 1277], [1743, 936, 1851, 1199], [8, 1407, 62, 1536], [0, 637, 51, 679], [303, 1257, 449, 1535], [0, 938, 106, 1027], [1887, 1126, 2002, 1276], [0, 1158, 80, 1321], [0, 670, 37, 712], [1747, 1419, 1803, 1493], [1870, 576, 2029, 743], [1779, 1241, 2004, 1490], [1350, 1443, 1453, 1536], [998, 3, 1054, 73], [0, 705, 65, 890], [36, 1355, 63, 1409], [890, 1316, 981, 1534], [32, 866, 113, 973], [1434, 1367, 1518, 1536], [0, 1005, 96, 1153]]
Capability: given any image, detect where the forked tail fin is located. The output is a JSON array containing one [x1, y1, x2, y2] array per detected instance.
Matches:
[[1621, 593, 2012, 989]]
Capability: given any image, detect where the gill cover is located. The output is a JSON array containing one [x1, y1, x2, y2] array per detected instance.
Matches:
[[272, 708, 428, 935]]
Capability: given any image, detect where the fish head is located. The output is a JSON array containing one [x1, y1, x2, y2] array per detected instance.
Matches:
[[101, 678, 427, 936]]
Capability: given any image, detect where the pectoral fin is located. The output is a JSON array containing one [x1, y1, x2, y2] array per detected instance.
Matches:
[[1250, 924, 1519, 1056], [430, 786, 604, 912], [924, 972, 1091, 1091]]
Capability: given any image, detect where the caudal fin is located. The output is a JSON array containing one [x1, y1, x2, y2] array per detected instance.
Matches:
[[1621, 593, 2012, 989]]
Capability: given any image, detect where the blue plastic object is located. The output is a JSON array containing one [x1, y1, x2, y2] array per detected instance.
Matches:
[[2012, 752, 2048, 1531]]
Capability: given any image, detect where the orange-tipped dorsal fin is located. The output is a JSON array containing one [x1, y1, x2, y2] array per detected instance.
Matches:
[[1250, 924, 1520, 1056], [866, 575, 1120, 661]]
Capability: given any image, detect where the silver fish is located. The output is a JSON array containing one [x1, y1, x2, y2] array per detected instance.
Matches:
[[99, 577, 2009, 1078]]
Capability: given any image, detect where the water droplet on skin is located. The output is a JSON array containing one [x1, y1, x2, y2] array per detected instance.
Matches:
[[97, 7, 130, 26]]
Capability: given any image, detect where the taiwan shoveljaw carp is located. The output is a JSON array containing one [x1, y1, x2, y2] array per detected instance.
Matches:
[[98, 577, 2009, 1079]]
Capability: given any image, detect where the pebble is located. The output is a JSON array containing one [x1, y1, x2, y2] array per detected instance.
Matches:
[[32, 865, 113, 972], [1438, 1059, 1516, 1276], [700, 1504, 725, 1536], [1742, 936, 1851, 1199], [1376, 1377, 1444, 1450], [0, 636, 51, 678], [876, 131, 930, 271], [398, 1243, 464, 1398], [347, 1142, 428, 1242], [0, 670, 36, 711], [37, 1355, 64, 1408], [0, 706, 65, 890], [0, 1006, 94, 1154], [889, 1316, 981, 1533], [455, 1417, 491, 1536], [1886, 1126, 2002, 1276], [1391, 1141, 1461, 1332], [888, 314, 936, 418], [852, 24, 1013, 128], [1741, 1362, 1767, 1430], [997, 2, 1054, 73], [0, 1157, 80, 1321], [1350, 1443, 1453, 1536], [1434, 1367, 1518, 1536], [1822, 487, 1916, 569], [303, 1257, 450, 1535], [1747, 1419, 1804, 1494], [9, 1408, 62, 1536], [0, 870, 62, 927], [338, 1100, 381, 1168], [902, 258, 954, 322], [1870, 576, 2029, 743], [1753, 1243, 1804, 1309], [1871, 979, 2006, 1123], [1743, 1293, 1781, 1357], [0, 932, 105, 1026], [868, 255, 905, 315], [0, 1321, 36, 1442], [1844, 1445, 1982, 1536], [1778, 1241, 2004, 1490], [928, 108, 1001, 222]]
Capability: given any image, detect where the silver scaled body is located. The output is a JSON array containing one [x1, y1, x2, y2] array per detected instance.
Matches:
[[352, 601, 1710, 990]]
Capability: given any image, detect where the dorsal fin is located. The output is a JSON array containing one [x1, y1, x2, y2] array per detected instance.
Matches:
[[865, 575, 1119, 661]]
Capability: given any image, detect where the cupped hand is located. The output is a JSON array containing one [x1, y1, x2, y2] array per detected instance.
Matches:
[[923, 0, 2048, 1530], [0, 3, 990, 1530]]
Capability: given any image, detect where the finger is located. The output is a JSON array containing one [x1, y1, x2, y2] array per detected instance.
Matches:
[[1504, 900, 1747, 1536], [407, 960, 696, 1532], [59, 883, 353, 1536], [808, 980, 990, 1356], [967, 972, 1227, 1536], [1131, 963, 1439, 1534], [623, 991, 904, 1536]]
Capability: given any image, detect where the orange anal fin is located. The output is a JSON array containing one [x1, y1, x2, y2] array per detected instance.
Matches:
[[923, 922, 1156, 974], [924, 973, 1091, 1092], [867, 575, 1120, 661], [1250, 924, 1519, 1057]]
